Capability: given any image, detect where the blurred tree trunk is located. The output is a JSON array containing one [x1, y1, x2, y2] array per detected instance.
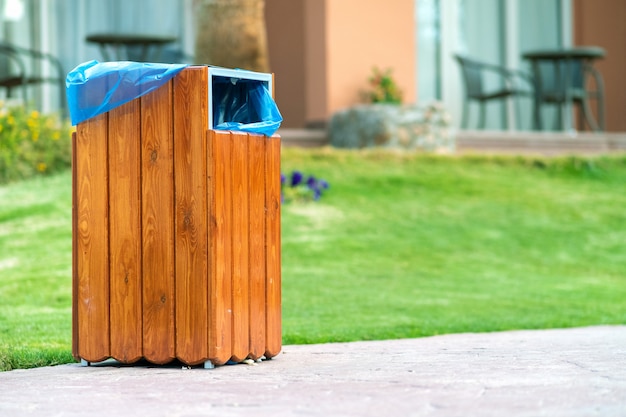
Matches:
[[194, 0, 270, 72]]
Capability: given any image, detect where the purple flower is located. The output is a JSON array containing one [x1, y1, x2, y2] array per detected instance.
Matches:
[[280, 170, 329, 203], [291, 171, 304, 187], [313, 188, 322, 200]]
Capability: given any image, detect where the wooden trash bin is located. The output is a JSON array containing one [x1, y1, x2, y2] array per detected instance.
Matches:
[[71, 66, 281, 368]]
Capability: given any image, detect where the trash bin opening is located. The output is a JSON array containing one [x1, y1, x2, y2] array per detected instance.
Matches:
[[212, 77, 269, 127], [209, 68, 282, 136]]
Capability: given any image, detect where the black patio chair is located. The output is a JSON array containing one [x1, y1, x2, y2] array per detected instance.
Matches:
[[0, 42, 66, 116], [454, 54, 533, 130]]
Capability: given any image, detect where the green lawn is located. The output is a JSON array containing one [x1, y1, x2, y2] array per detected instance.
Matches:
[[0, 172, 74, 370], [281, 149, 626, 343], [2, 148, 626, 370]]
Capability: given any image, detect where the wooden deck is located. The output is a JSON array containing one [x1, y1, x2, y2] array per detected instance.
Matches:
[[280, 128, 626, 156]]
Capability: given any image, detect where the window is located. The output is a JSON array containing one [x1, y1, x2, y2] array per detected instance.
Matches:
[[416, 0, 571, 130]]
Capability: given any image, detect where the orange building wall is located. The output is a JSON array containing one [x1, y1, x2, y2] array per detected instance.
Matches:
[[304, 0, 328, 125], [573, 0, 626, 132], [266, 0, 416, 128], [326, 0, 416, 114], [265, 0, 307, 127]]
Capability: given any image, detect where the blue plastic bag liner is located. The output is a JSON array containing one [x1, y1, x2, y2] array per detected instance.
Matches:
[[66, 60, 187, 125], [209, 67, 283, 136]]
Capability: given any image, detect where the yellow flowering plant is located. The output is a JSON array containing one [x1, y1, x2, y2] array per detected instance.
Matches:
[[0, 103, 73, 183]]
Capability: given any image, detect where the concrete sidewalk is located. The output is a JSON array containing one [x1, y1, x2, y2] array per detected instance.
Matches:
[[1, 326, 625, 417]]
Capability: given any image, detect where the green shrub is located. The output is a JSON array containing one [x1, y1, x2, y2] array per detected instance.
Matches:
[[361, 67, 403, 104], [0, 103, 73, 184]]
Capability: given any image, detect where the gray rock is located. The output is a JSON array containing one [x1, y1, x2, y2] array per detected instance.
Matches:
[[329, 102, 455, 152]]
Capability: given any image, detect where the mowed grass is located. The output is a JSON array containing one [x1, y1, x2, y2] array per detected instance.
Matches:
[[0, 172, 74, 370], [1, 147, 626, 370], [280, 148, 626, 343]]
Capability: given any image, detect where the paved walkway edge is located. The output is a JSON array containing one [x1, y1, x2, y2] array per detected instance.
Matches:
[[1, 326, 625, 417]]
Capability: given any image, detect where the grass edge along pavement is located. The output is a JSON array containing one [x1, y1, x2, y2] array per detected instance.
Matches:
[[2, 148, 626, 371]]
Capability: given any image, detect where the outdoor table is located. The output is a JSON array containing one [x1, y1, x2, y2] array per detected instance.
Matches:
[[86, 33, 177, 62], [522, 46, 605, 132]]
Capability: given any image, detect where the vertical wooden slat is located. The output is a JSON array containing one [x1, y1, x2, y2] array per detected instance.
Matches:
[[208, 130, 233, 365], [231, 131, 250, 362], [71, 132, 79, 361], [108, 100, 143, 363], [173, 66, 209, 365], [265, 74, 281, 358], [206, 130, 214, 365], [141, 81, 176, 364], [248, 134, 266, 360], [265, 134, 282, 358], [75, 113, 110, 363]]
